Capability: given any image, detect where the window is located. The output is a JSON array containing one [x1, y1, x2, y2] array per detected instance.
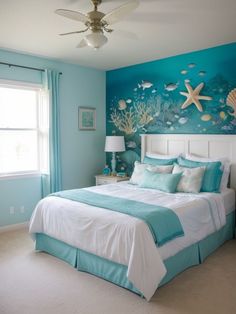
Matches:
[[0, 80, 49, 177]]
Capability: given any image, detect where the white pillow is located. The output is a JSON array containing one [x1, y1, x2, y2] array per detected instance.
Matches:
[[146, 152, 180, 159], [185, 153, 230, 191], [130, 161, 173, 185], [172, 164, 205, 193]]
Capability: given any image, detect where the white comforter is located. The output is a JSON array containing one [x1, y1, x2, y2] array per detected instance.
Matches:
[[29, 182, 226, 301]]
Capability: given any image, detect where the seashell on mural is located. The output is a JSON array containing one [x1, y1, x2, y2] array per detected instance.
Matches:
[[201, 114, 212, 121], [118, 99, 127, 110], [226, 88, 236, 117], [219, 111, 226, 120]]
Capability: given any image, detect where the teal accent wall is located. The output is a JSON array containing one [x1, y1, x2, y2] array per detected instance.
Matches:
[[0, 49, 106, 227], [106, 43, 236, 174]]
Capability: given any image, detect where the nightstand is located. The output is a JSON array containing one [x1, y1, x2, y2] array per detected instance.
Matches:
[[95, 175, 130, 186]]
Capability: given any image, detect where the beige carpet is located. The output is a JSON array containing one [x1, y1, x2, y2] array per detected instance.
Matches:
[[0, 228, 236, 314]]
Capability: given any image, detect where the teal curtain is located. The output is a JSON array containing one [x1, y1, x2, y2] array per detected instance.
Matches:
[[41, 69, 62, 197]]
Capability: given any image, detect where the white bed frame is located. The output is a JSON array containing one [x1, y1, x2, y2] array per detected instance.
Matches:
[[141, 134, 236, 190]]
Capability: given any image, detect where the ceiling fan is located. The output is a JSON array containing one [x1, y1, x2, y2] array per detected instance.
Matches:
[[55, 0, 140, 49]]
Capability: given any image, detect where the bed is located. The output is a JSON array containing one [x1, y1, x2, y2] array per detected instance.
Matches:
[[29, 134, 236, 301]]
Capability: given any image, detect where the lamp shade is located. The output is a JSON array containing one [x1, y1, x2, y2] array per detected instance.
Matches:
[[105, 136, 125, 152]]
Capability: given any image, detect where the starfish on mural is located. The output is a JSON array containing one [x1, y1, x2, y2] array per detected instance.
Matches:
[[180, 82, 212, 112]]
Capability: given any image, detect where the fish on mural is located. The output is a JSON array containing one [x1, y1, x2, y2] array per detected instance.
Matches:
[[152, 89, 157, 93], [126, 99, 132, 104], [153, 111, 160, 117], [134, 88, 138, 92], [188, 63, 196, 68], [221, 125, 233, 131], [178, 117, 188, 124], [118, 99, 127, 110], [164, 82, 179, 92], [138, 80, 153, 90], [219, 98, 225, 104], [166, 121, 172, 125], [126, 141, 137, 149], [226, 88, 236, 117], [181, 70, 188, 75], [201, 114, 212, 121], [199, 71, 206, 76], [184, 79, 191, 83]]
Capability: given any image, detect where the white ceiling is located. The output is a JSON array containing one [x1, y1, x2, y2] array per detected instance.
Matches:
[[0, 0, 236, 71]]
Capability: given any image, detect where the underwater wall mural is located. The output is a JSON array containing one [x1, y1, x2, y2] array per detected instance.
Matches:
[[106, 43, 236, 174]]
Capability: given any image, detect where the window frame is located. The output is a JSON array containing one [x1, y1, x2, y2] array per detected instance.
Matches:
[[0, 79, 43, 179]]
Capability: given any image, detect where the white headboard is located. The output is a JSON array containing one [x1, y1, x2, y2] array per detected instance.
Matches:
[[141, 134, 236, 190]]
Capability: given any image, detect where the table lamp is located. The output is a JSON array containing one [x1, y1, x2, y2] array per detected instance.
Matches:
[[105, 136, 125, 175]]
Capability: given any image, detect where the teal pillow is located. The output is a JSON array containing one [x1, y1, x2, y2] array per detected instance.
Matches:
[[139, 170, 182, 193], [177, 157, 223, 193], [143, 156, 177, 166]]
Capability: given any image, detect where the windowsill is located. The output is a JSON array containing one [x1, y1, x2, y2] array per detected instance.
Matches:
[[0, 172, 41, 180]]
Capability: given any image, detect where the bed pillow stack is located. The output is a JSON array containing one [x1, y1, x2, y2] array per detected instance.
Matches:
[[177, 156, 223, 193], [130, 153, 181, 192], [184, 154, 230, 191], [130, 161, 174, 185], [130, 152, 229, 194], [172, 164, 205, 193]]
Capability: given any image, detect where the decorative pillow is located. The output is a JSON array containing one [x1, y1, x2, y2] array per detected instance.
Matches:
[[146, 152, 180, 160], [139, 170, 182, 193], [143, 156, 177, 166], [185, 153, 230, 191], [177, 157, 223, 193], [172, 164, 205, 193], [130, 161, 173, 185]]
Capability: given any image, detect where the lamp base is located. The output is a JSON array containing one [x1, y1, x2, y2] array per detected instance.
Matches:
[[111, 152, 116, 175]]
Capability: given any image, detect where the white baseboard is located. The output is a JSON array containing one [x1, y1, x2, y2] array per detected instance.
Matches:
[[0, 221, 29, 233]]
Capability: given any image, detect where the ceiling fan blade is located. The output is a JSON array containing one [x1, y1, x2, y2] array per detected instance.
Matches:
[[59, 28, 89, 36], [55, 9, 88, 24], [76, 38, 87, 48], [112, 29, 138, 40], [101, 0, 139, 25]]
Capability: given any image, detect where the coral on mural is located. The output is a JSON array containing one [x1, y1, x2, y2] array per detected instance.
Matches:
[[110, 98, 161, 135], [106, 44, 236, 173]]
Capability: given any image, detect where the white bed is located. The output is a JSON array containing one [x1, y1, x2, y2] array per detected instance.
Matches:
[[29, 134, 236, 301]]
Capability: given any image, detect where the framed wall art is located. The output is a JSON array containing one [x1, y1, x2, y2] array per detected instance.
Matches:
[[78, 107, 96, 130]]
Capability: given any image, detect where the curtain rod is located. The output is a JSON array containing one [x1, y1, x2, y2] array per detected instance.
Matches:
[[0, 62, 62, 75]]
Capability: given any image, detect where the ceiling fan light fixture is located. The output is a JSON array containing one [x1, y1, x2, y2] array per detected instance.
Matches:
[[55, 0, 140, 49], [85, 32, 108, 49]]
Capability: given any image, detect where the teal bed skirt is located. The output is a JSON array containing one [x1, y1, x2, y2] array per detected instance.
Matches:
[[35, 211, 235, 296]]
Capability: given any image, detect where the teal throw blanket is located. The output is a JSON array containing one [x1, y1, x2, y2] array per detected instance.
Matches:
[[51, 189, 184, 246]]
